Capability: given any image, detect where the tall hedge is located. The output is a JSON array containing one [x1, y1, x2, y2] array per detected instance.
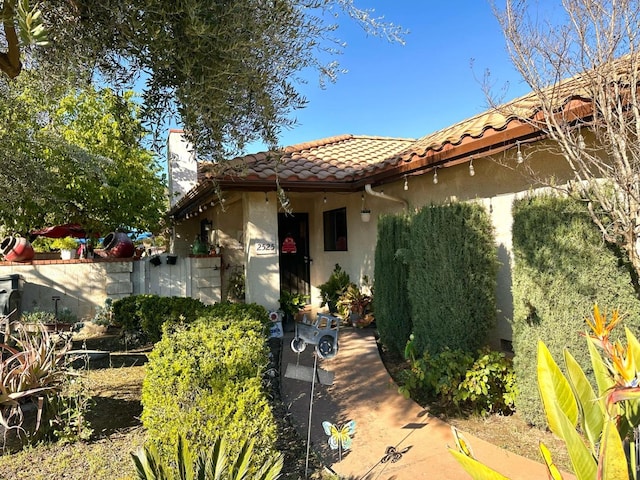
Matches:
[[374, 214, 412, 355], [512, 194, 640, 426], [408, 202, 498, 355], [140, 304, 277, 466]]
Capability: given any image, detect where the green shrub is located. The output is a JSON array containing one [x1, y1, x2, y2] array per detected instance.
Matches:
[[408, 202, 498, 356], [399, 336, 516, 416], [140, 304, 276, 467], [112, 295, 208, 343], [374, 214, 412, 355], [511, 194, 640, 427]]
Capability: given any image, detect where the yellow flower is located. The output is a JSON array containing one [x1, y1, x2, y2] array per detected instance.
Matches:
[[610, 341, 638, 387], [585, 304, 621, 342]]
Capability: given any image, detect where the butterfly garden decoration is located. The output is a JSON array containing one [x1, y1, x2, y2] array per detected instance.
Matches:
[[381, 445, 411, 464], [322, 420, 356, 461]]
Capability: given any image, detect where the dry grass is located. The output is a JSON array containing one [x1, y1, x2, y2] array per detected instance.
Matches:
[[0, 362, 147, 480]]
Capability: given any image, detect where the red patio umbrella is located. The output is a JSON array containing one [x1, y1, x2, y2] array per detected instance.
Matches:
[[30, 223, 87, 239]]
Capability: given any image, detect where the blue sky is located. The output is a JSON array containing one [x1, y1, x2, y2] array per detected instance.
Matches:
[[247, 1, 536, 152]]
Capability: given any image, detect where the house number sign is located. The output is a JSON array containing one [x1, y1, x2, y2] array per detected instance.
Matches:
[[255, 241, 277, 255]]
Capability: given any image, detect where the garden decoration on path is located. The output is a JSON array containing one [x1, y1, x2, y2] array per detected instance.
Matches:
[[284, 313, 341, 479], [322, 419, 356, 462]]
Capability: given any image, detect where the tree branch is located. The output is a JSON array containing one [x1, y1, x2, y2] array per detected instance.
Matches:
[[0, 1, 22, 78]]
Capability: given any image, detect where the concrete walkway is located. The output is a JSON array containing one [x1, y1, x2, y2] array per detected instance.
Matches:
[[280, 327, 574, 480]]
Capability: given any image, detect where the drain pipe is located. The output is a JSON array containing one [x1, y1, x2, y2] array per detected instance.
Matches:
[[364, 184, 409, 210]]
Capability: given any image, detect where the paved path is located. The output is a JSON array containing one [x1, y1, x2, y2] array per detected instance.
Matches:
[[280, 328, 575, 480]]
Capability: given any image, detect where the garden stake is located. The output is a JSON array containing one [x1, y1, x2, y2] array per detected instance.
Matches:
[[304, 353, 318, 479]]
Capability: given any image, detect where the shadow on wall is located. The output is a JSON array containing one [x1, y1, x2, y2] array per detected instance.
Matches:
[[491, 243, 514, 352], [21, 282, 83, 320]]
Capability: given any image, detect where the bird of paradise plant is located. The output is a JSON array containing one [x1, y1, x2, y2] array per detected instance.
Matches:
[[449, 304, 640, 480]]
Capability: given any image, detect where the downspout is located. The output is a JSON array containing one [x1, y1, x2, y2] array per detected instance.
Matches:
[[364, 184, 409, 211]]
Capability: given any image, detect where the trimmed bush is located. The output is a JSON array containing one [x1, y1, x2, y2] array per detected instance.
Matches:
[[408, 202, 498, 356], [141, 303, 276, 467], [511, 194, 640, 426], [374, 214, 412, 355], [112, 295, 208, 343]]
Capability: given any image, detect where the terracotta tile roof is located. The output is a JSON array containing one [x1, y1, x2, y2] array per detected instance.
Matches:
[[172, 55, 640, 217], [200, 134, 416, 187]]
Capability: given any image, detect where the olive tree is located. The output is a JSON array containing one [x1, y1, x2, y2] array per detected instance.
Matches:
[[492, 0, 640, 279], [0, 0, 404, 159]]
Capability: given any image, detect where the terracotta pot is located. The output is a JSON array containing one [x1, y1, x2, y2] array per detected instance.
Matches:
[[102, 232, 135, 258], [0, 236, 34, 262]]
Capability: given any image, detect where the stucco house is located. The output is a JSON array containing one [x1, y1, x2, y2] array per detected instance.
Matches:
[[166, 84, 592, 349]]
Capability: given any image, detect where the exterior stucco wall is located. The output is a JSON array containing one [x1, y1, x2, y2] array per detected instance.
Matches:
[[0, 259, 135, 321], [243, 191, 280, 310], [291, 145, 573, 348]]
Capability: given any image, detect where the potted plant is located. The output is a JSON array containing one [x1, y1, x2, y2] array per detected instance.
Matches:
[[51, 237, 78, 260], [318, 264, 351, 314], [336, 283, 374, 327], [279, 291, 309, 331]]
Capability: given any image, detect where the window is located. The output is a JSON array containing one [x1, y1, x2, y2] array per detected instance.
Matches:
[[323, 207, 348, 251]]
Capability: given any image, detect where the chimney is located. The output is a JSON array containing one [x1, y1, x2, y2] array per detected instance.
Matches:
[[167, 130, 198, 208]]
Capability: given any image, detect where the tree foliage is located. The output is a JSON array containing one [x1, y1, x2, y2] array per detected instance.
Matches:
[[493, 0, 640, 279], [0, 70, 166, 235], [0, 0, 405, 158]]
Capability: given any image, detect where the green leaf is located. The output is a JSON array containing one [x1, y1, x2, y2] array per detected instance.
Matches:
[[537, 341, 579, 438], [625, 327, 640, 376], [564, 348, 604, 454], [587, 336, 615, 401], [599, 418, 629, 480], [449, 449, 511, 480], [548, 394, 597, 480], [539, 442, 564, 480]]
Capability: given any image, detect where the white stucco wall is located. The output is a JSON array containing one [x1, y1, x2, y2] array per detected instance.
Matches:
[[243, 191, 280, 310]]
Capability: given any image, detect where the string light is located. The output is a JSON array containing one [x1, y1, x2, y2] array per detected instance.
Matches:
[[469, 157, 475, 177], [433, 168, 438, 185], [403, 176, 409, 191], [577, 129, 586, 150], [516, 142, 524, 164]]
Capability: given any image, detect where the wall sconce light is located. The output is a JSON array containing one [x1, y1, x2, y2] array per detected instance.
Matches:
[[433, 168, 439, 185], [469, 157, 475, 176], [577, 128, 586, 150], [265, 192, 269, 204], [360, 193, 371, 222], [516, 142, 524, 164], [403, 176, 409, 191], [323, 193, 327, 203]]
